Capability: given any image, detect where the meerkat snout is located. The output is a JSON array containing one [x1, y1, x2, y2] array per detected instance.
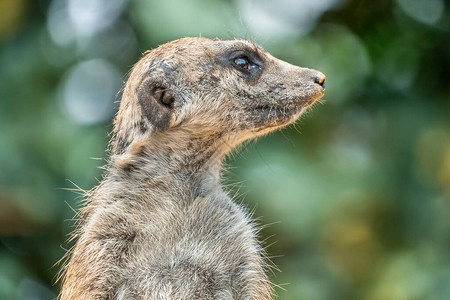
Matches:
[[313, 72, 326, 89]]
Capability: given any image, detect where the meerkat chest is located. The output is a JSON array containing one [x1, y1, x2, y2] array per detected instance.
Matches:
[[114, 194, 266, 298], [134, 194, 258, 260]]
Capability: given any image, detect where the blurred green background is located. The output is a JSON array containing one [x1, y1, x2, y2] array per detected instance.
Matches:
[[1, 0, 449, 299]]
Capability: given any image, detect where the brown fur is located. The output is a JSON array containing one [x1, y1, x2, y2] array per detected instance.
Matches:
[[59, 37, 325, 299]]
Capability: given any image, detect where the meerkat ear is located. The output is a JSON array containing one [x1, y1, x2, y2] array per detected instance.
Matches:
[[152, 87, 175, 108], [137, 81, 175, 131]]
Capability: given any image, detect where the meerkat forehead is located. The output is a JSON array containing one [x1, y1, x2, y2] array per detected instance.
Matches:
[[214, 39, 264, 52], [143, 38, 265, 62]]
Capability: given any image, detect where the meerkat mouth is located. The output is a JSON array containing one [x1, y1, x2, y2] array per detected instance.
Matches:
[[251, 104, 300, 131], [253, 91, 323, 117], [252, 94, 323, 131], [254, 104, 293, 116], [253, 102, 304, 119]]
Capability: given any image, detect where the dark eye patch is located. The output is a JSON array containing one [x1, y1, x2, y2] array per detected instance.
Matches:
[[216, 47, 264, 80]]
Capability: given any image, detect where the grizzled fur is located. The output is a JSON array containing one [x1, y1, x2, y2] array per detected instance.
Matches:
[[59, 37, 325, 299]]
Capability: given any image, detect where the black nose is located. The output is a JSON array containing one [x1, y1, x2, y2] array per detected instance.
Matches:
[[313, 74, 326, 89]]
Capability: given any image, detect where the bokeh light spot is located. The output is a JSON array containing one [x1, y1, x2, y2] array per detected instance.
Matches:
[[59, 59, 122, 125], [396, 0, 444, 25]]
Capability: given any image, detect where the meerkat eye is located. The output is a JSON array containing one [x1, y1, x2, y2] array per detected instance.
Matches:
[[234, 57, 250, 69], [224, 50, 263, 78]]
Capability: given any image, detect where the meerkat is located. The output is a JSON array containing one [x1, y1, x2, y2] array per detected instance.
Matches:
[[59, 37, 325, 300]]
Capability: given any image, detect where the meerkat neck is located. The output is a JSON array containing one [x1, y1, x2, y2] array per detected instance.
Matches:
[[108, 127, 232, 199]]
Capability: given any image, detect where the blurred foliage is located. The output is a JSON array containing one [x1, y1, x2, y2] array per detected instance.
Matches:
[[0, 0, 449, 299]]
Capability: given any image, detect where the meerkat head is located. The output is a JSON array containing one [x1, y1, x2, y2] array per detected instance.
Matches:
[[111, 37, 325, 155]]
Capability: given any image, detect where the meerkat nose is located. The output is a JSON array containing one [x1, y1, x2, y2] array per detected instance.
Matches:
[[313, 72, 326, 89]]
